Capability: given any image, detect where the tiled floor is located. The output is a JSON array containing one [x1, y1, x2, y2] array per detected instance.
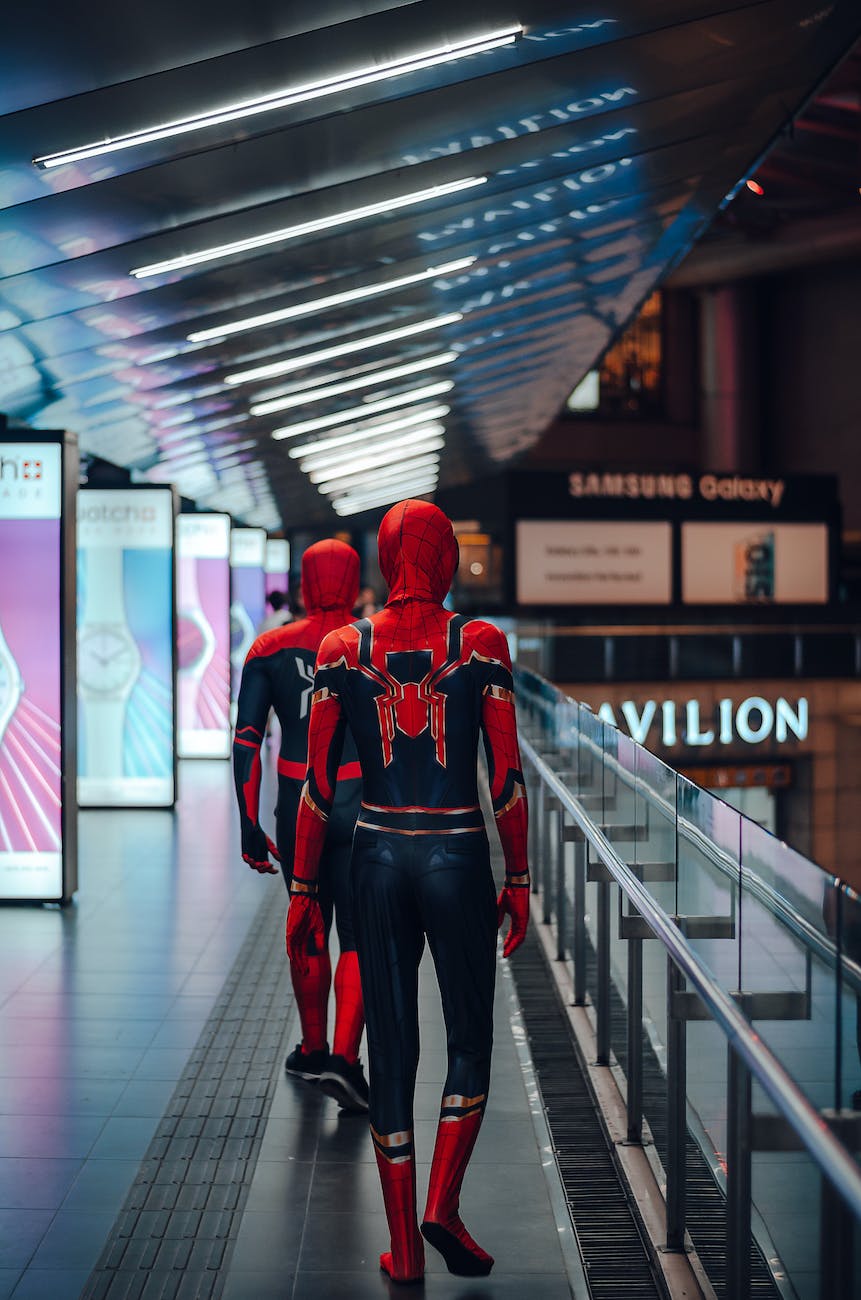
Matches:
[[0, 758, 580, 1299]]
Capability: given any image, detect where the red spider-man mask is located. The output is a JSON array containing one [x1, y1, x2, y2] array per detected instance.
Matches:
[[378, 500, 459, 604], [301, 538, 360, 613]]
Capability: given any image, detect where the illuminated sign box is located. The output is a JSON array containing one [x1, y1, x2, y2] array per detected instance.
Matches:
[[516, 520, 672, 605], [265, 537, 290, 597], [681, 523, 828, 604], [0, 433, 78, 903], [77, 487, 177, 807], [594, 695, 808, 749], [230, 528, 266, 701], [177, 514, 231, 758]]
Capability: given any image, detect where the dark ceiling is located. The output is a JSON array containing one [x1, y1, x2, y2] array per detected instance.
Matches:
[[1, 1, 859, 527]]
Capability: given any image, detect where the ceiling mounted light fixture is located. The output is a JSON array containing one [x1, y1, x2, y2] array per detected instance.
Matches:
[[129, 180, 486, 279], [34, 28, 521, 170], [332, 477, 439, 515], [250, 351, 457, 417], [289, 410, 448, 460], [270, 381, 452, 441], [313, 452, 441, 493], [189, 261, 474, 343], [227, 315, 462, 386], [298, 431, 445, 477]]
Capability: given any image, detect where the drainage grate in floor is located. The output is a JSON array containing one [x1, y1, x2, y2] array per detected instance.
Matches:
[[509, 930, 664, 1300], [82, 890, 293, 1300]]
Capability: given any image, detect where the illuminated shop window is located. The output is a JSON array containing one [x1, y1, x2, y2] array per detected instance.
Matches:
[[566, 291, 663, 417]]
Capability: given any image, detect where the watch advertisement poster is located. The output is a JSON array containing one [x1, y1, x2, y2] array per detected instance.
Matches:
[[264, 537, 290, 597], [0, 434, 77, 902], [77, 487, 177, 807], [230, 528, 266, 702], [177, 513, 231, 758]]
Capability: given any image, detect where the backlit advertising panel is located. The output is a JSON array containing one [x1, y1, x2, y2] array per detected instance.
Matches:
[[177, 514, 231, 758], [265, 537, 290, 597], [681, 523, 829, 604], [0, 434, 77, 902], [77, 487, 176, 807], [230, 528, 266, 702], [516, 520, 672, 605]]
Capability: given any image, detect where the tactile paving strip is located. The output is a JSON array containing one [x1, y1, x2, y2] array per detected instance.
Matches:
[[82, 890, 293, 1300]]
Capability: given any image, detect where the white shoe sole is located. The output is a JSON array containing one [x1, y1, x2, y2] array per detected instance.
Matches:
[[318, 1071, 369, 1111]]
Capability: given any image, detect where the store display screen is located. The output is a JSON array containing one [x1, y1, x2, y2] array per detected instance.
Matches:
[[230, 528, 266, 700], [77, 488, 175, 806], [681, 523, 829, 604], [265, 538, 290, 597], [0, 443, 63, 898], [516, 520, 672, 605], [177, 514, 231, 757]]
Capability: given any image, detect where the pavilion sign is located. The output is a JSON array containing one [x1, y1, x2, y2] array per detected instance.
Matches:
[[595, 696, 808, 749]]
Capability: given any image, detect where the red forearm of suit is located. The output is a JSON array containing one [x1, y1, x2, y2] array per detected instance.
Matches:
[[481, 693, 529, 884], [291, 690, 345, 895], [233, 724, 263, 829]]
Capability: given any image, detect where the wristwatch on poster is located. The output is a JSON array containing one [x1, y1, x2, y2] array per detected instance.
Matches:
[[230, 601, 255, 671], [177, 555, 215, 728], [78, 548, 142, 779], [0, 621, 24, 748]]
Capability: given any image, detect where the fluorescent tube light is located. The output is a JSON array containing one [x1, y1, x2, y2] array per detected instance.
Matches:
[[332, 478, 439, 515], [227, 315, 462, 387], [251, 352, 457, 416], [308, 441, 444, 483], [271, 381, 452, 441], [130, 180, 486, 279], [291, 412, 446, 461], [35, 29, 521, 170], [190, 261, 473, 343], [299, 432, 445, 477], [315, 453, 441, 493]]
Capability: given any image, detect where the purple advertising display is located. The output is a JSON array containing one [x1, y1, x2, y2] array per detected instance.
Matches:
[[230, 528, 266, 704], [0, 436, 77, 901], [177, 514, 231, 758]]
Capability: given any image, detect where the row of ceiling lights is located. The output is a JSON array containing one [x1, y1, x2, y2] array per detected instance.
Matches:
[[31, 25, 527, 518]]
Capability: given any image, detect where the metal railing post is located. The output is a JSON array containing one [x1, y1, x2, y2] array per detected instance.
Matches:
[[666, 956, 687, 1250], [556, 808, 567, 961], [573, 835, 587, 1006], [542, 795, 553, 925], [596, 878, 611, 1065], [820, 1173, 854, 1298], [726, 1044, 752, 1299], [626, 929, 643, 1143]]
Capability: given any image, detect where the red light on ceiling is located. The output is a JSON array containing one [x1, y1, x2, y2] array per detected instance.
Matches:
[[745, 179, 764, 196]]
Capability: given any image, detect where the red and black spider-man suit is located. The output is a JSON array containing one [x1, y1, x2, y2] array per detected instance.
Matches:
[[286, 500, 530, 1282], [233, 539, 364, 1079]]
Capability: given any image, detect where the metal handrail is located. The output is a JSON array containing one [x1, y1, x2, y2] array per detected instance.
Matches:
[[521, 732, 861, 1223], [517, 674, 861, 997]]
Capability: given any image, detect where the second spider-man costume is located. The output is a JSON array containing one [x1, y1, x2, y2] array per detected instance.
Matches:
[[287, 500, 530, 1281], [233, 538, 367, 1110]]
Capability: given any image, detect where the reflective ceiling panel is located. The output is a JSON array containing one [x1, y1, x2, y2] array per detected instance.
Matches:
[[1, 0, 859, 523]]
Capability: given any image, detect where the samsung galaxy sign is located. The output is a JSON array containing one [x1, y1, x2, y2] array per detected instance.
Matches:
[[595, 696, 808, 748]]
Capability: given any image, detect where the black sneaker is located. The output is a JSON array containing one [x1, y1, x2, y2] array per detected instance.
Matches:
[[318, 1054, 370, 1112], [284, 1043, 328, 1081]]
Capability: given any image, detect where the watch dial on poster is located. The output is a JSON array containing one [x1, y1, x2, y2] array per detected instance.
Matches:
[[0, 442, 64, 899], [76, 488, 175, 807], [229, 528, 266, 701], [177, 514, 231, 758]]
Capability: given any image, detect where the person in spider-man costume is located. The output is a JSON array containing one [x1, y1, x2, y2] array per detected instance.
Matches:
[[233, 538, 368, 1111], [286, 500, 530, 1282]]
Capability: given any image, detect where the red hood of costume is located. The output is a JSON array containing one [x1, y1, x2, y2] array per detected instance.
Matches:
[[301, 539, 360, 613], [378, 499, 458, 604]]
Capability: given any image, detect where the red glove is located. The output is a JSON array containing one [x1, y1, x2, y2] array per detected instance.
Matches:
[[497, 882, 529, 958], [285, 894, 326, 974], [241, 824, 281, 875]]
